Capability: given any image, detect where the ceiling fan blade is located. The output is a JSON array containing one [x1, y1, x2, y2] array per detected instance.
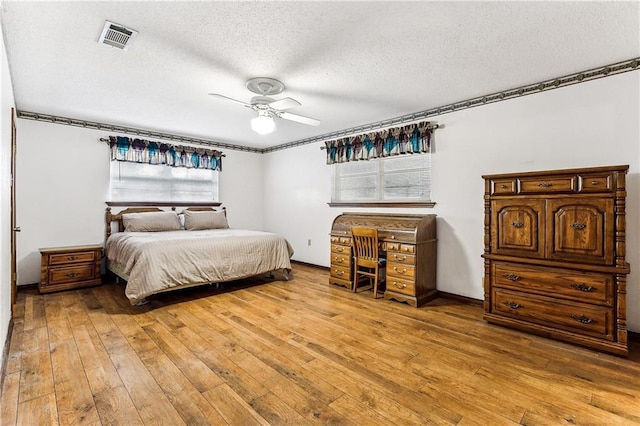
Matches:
[[208, 93, 252, 108], [279, 111, 321, 126], [267, 97, 301, 111]]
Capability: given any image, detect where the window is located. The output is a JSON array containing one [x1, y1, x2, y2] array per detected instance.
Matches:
[[331, 152, 431, 203], [110, 161, 219, 202]]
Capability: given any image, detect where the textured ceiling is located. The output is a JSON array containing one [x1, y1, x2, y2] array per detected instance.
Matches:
[[1, 1, 638, 149]]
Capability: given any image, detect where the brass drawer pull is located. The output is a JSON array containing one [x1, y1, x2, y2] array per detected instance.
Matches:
[[67, 256, 78, 261], [402, 247, 411, 252], [393, 267, 408, 274], [500, 184, 507, 189], [66, 272, 79, 278], [511, 221, 524, 228], [538, 182, 553, 188], [571, 314, 594, 324], [334, 270, 344, 276], [502, 273, 520, 281], [392, 282, 407, 289], [503, 301, 521, 309], [570, 283, 596, 292], [336, 247, 343, 252], [591, 181, 600, 185], [571, 222, 586, 230], [333, 257, 344, 263], [393, 254, 407, 261]]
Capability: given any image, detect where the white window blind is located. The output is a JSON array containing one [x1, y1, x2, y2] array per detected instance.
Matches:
[[332, 152, 431, 203], [110, 161, 219, 202]]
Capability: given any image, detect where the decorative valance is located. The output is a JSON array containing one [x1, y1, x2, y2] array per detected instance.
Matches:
[[108, 136, 223, 171], [324, 121, 433, 165]]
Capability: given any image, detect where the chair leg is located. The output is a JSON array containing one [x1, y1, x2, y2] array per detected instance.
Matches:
[[372, 267, 378, 299]]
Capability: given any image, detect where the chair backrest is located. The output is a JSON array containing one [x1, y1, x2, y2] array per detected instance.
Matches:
[[351, 227, 379, 267]]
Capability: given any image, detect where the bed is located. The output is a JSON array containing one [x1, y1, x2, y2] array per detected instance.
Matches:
[[105, 206, 293, 304]]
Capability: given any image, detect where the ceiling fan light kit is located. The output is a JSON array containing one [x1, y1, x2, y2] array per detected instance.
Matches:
[[251, 110, 276, 135], [209, 77, 320, 135]]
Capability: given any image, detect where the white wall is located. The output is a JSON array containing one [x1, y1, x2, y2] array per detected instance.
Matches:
[[263, 71, 640, 332], [15, 121, 264, 285], [0, 21, 16, 374]]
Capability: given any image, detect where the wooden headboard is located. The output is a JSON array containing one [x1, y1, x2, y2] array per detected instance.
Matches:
[[105, 205, 226, 241]]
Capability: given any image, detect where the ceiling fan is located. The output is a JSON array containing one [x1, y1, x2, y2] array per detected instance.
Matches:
[[209, 77, 320, 135]]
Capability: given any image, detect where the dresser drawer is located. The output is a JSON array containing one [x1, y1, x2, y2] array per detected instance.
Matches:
[[491, 178, 517, 195], [49, 264, 95, 285], [386, 276, 415, 296], [387, 244, 415, 254], [331, 244, 351, 255], [387, 252, 415, 265], [48, 251, 97, 265], [387, 263, 415, 280], [492, 262, 613, 306], [518, 175, 578, 194], [492, 289, 614, 340], [578, 173, 614, 193]]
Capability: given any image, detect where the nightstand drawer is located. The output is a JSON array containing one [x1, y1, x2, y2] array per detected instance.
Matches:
[[49, 264, 95, 285], [48, 251, 97, 265]]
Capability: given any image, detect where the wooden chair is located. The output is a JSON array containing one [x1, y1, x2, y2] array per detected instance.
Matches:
[[351, 227, 386, 298]]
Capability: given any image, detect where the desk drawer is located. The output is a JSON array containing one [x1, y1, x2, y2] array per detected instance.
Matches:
[[386, 277, 415, 296], [331, 245, 351, 255], [387, 263, 415, 281], [387, 252, 415, 265], [331, 253, 350, 266], [330, 265, 350, 281]]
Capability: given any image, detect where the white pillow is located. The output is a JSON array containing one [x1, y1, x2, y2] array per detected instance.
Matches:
[[122, 211, 181, 232], [184, 209, 228, 230]]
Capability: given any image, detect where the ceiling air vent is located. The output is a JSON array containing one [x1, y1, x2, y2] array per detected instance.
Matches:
[[98, 21, 138, 51]]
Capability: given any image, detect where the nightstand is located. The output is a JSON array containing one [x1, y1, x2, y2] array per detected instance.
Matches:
[[39, 244, 103, 293]]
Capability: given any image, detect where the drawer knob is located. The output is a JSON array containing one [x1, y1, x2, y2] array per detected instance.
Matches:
[[393, 254, 407, 261], [67, 256, 78, 261], [66, 272, 79, 278], [502, 273, 521, 281], [570, 222, 586, 230], [511, 221, 524, 228], [334, 257, 344, 263], [591, 181, 600, 185], [393, 267, 408, 274], [500, 184, 507, 189], [570, 283, 596, 292], [391, 235, 396, 240], [503, 301, 522, 309], [392, 282, 407, 289], [538, 182, 553, 188], [571, 314, 594, 324]]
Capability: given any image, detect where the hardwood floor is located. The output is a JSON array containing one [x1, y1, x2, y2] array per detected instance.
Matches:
[[2, 263, 639, 425]]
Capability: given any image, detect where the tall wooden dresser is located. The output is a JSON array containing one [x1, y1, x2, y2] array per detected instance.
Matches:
[[330, 213, 437, 307], [482, 165, 630, 356]]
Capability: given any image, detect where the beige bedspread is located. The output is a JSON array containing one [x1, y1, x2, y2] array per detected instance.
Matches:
[[105, 229, 294, 303]]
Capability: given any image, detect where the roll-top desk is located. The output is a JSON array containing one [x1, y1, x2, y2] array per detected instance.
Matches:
[[330, 213, 437, 307]]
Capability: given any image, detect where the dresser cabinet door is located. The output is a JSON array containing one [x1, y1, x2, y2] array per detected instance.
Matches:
[[546, 199, 613, 265], [491, 199, 545, 258]]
